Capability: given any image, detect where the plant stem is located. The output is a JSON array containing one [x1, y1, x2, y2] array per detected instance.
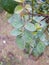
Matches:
[[32, 0, 34, 21]]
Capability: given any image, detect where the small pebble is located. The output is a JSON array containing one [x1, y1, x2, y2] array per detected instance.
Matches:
[[3, 40, 6, 44]]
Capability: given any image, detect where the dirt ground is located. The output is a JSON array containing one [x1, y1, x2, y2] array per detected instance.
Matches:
[[0, 12, 49, 65]]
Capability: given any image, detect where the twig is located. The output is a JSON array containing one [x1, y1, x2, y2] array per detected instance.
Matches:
[[25, 8, 49, 17]]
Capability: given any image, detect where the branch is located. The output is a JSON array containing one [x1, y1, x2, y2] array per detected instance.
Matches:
[[28, 12, 49, 17], [25, 8, 49, 17]]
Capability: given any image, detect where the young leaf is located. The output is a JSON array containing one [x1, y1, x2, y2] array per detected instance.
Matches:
[[35, 23, 41, 30], [25, 4, 32, 12], [14, 0, 25, 3], [15, 5, 23, 14]]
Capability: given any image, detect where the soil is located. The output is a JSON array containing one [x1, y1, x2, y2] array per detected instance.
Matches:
[[0, 12, 49, 65]]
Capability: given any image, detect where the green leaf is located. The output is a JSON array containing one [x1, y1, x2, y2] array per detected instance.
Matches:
[[16, 35, 25, 50], [35, 23, 41, 30], [40, 34, 46, 41], [8, 14, 24, 28], [33, 16, 44, 23], [33, 41, 46, 57], [15, 5, 23, 14], [46, 0, 49, 4], [25, 4, 32, 12], [35, 30, 43, 38], [23, 30, 36, 48], [25, 43, 31, 54], [0, 0, 19, 14], [25, 22, 36, 32], [14, 0, 25, 3], [23, 30, 33, 43], [10, 29, 22, 36], [40, 21, 47, 29]]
